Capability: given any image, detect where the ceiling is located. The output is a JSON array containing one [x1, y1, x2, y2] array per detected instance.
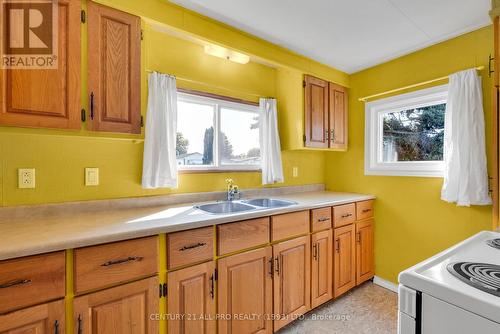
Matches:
[[170, 0, 491, 74]]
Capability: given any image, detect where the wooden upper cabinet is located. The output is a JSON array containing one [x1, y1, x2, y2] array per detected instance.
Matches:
[[303, 75, 348, 150], [0, 299, 65, 334], [73, 277, 159, 334], [311, 229, 333, 308], [218, 247, 273, 334], [87, 1, 141, 134], [0, 0, 81, 129], [272, 236, 311, 331], [333, 224, 356, 298], [304, 75, 329, 148], [168, 261, 216, 334], [329, 83, 348, 149], [356, 219, 375, 285]]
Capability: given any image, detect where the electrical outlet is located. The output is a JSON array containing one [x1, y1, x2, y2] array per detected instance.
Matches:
[[85, 168, 99, 186], [18, 168, 35, 188], [292, 166, 299, 178]]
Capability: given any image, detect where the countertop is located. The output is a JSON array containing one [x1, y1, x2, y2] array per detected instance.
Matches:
[[0, 191, 374, 261]]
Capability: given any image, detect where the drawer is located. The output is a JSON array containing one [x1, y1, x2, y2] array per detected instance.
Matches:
[[74, 236, 158, 294], [333, 203, 356, 227], [271, 210, 309, 241], [0, 251, 65, 313], [311, 207, 332, 232], [167, 226, 214, 269], [356, 200, 374, 220], [218, 217, 270, 255]]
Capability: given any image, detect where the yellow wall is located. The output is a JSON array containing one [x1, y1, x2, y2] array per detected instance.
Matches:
[[325, 26, 494, 284], [0, 1, 336, 207]]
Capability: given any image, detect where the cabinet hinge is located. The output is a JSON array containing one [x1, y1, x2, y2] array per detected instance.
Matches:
[[159, 283, 167, 298], [141, 29, 144, 41], [140, 115, 144, 127], [81, 109, 86, 122], [80, 10, 86, 23]]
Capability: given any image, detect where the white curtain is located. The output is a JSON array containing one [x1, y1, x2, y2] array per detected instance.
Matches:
[[142, 72, 178, 189], [259, 98, 284, 185], [441, 69, 491, 206]]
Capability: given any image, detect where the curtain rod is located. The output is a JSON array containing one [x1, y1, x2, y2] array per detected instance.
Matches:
[[358, 66, 485, 102], [145, 69, 266, 98]]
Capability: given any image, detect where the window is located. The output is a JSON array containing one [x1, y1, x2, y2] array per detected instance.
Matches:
[[365, 85, 447, 177], [176, 92, 260, 171]]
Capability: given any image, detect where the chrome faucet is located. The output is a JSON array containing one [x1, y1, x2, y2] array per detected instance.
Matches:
[[226, 178, 241, 201]]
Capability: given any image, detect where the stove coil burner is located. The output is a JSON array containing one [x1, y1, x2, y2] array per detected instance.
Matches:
[[447, 262, 500, 297], [487, 238, 500, 250]]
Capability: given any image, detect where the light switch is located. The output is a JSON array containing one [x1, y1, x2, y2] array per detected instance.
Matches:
[[85, 168, 99, 186], [292, 166, 299, 178], [18, 168, 35, 188]]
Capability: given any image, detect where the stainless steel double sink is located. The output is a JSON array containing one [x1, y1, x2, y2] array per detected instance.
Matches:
[[195, 198, 297, 214]]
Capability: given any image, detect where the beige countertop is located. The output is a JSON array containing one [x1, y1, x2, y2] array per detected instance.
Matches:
[[0, 191, 374, 261]]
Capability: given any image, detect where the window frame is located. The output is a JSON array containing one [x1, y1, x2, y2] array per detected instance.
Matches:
[[364, 84, 448, 177], [176, 92, 261, 172]]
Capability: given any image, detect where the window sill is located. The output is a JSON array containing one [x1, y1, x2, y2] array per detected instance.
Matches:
[[179, 168, 262, 174]]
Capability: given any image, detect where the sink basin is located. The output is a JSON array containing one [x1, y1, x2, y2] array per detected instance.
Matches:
[[195, 201, 256, 214], [242, 198, 297, 208]]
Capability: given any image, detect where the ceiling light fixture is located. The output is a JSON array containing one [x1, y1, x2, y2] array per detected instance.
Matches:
[[204, 44, 250, 64]]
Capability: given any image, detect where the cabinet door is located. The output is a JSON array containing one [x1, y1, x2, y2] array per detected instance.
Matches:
[[304, 75, 329, 148], [74, 277, 159, 334], [356, 219, 375, 285], [218, 247, 273, 334], [0, 299, 65, 333], [0, 0, 80, 129], [333, 224, 355, 298], [168, 261, 216, 334], [311, 229, 333, 308], [329, 83, 348, 150], [272, 236, 310, 331], [87, 1, 141, 134]]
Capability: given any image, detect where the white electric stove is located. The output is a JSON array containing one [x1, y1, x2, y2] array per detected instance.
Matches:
[[398, 230, 500, 334]]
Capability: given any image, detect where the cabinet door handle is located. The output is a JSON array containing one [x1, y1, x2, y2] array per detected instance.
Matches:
[[317, 217, 330, 222], [54, 320, 59, 334], [209, 273, 215, 299], [335, 238, 340, 253], [356, 232, 361, 243], [268, 257, 274, 277], [77, 314, 82, 334], [325, 129, 329, 140], [330, 129, 335, 142], [90, 92, 94, 120], [275, 256, 280, 275], [0, 279, 31, 289], [362, 208, 372, 213], [341, 213, 353, 218], [101, 256, 143, 267], [313, 243, 318, 260], [179, 242, 206, 251]]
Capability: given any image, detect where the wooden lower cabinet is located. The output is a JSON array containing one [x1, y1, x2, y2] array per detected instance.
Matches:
[[333, 224, 356, 298], [73, 277, 159, 334], [356, 219, 375, 285], [272, 236, 311, 331], [311, 229, 333, 308], [167, 261, 216, 334], [218, 247, 273, 334], [0, 299, 65, 334]]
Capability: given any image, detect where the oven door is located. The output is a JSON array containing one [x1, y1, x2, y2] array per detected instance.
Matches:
[[422, 294, 500, 334]]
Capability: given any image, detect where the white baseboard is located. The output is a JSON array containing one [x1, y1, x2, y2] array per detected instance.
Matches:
[[373, 276, 398, 293]]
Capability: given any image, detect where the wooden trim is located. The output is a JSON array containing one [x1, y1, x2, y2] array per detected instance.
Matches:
[[493, 16, 499, 230], [177, 88, 259, 106]]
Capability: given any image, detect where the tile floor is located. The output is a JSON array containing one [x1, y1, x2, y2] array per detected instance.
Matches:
[[278, 282, 398, 334]]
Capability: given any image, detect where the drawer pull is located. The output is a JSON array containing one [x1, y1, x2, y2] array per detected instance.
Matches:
[[362, 209, 372, 213], [0, 278, 32, 289], [101, 256, 143, 267], [341, 213, 353, 218], [317, 217, 330, 222], [179, 242, 207, 251]]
